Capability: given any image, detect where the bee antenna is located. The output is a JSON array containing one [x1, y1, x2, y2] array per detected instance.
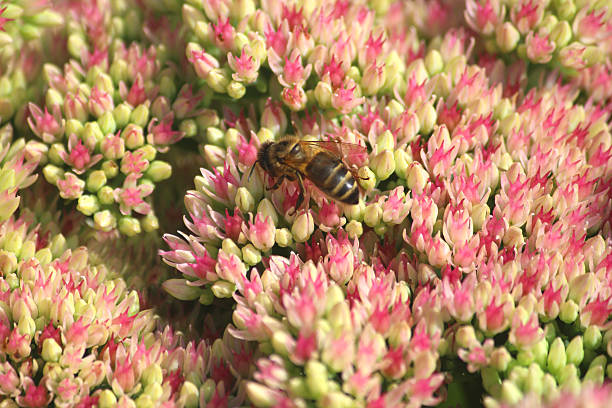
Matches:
[[248, 161, 258, 181]]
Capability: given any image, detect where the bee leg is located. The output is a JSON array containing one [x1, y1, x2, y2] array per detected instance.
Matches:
[[267, 175, 287, 191], [294, 173, 306, 213]]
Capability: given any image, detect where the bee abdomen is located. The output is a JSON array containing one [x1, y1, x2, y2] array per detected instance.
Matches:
[[305, 152, 359, 205]]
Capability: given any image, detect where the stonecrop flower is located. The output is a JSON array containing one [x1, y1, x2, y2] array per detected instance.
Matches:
[[2, 0, 612, 406]]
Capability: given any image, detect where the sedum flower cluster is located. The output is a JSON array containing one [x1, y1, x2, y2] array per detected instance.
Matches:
[[0, 210, 255, 407], [0, 0, 610, 407]]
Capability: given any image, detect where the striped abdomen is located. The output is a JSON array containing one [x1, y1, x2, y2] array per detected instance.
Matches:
[[305, 151, 359, 204]]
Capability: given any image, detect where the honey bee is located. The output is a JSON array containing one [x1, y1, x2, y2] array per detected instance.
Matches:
[[250, 137, 368, 211]]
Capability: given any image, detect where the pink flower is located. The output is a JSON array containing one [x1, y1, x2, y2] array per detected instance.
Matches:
[[88, 86, 114, 117], [120, 150, 148, 175], [215, 250, 246, 283], [260, 99, 287, 136], [228, 48, 260, 84], [281, 85, 307, 111], [63, 92, 89, 122], [245, 214, 275, 252], [59, 134, 103, 174], [464, 0, 504, 35], [113, 174, 153, 215], [0, 362, 19, 396], [101, 131, 125, 160], [147, 114, 185, 150], [27, 103, 65, 143], [332, 81, 365, 114], [57, 173, 85, 200], [16, 378, 50, 408], [188, 49, 220, 79], [443, 200, 473, 248], [172, 84, 205, 119], [525, 31, 555, 64], [212, 17, 235, 51], [118, 74, 147, 107], [572, 8, 612, 44], [510, 0, 543, 34], [508, 312, 544, 348], [278, 50, 311, 87]]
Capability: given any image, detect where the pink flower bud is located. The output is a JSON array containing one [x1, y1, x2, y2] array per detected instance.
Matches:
[[120, 151, 148, 175], [260, 99, 287, 136], [332, 81, 365, 114], [281, 85, 307, 111], [443, 200, 473, 248], [212, 17, 235, 51], [510, 0, 544, 34], [0, 362, 19, 396], [63, 92, 88, 122], [245, 214, 275, 252], [228, 48, 260, 84], [16, 377, 50, 408], [188, 49, 220, 79], [147, 115, 185, 149], [88, 86, 114, 118], [57, 173, 85, 200], [27, 103, 64, 143], [464, 0, 504, 35], [525, 32, 555, 64], [215, 250, 246, 282]]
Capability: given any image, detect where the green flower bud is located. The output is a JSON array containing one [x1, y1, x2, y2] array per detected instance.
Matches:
[[482, 366, 502, 397], [202, 145, 226, 168], [135, 394, 154, 408], [547, 337, 566, 377], [565, 336, 583, 366], [97, 186, 114, 205], [118, 216, 141, 236], [345, 220, 363, 239], [583, 45, 604, 66], [83, 122, 104, 146], [370, 150, 395, 181], [42, 164, 64, 185], [207, 68, 230, 93], [122, 124, 145, 150], [236, 187, 255, 213], [584, 363, 604, 384], [48, 143, 66, 166], [494, 98, 513, 121], [113, 103, 132, 128], [496, 22, 520, 53], [222, 128, 240, 150], [98, 389, 117, 408], [136, 144, 156, 162], [198, 287, 214, 305], [257, 199, 279, 226], [554, 0, 576, 20], [318, 391, 354, 408], [162, 279, 201, 301], [584, 326, 602, 350], [130, 104, 150, 128], [222, 238, 242, 259], [145, 160, 172, 182], [314, 81, 333, 108], [500, 380, 522, 405], [178, 381, 199, 408], [256, 127, 274, 144], [159, 75, 177, 100], [141, 212, 159, 232], [227, 81, 246, 99], [41, 338, 62, 362], [246, 382, 278, 407], [141, 364, 163, 387], [98, 111, 116, 135], [406, 162, 429, 194], [77, 195, 100, 216], [499, 112, 521, 136], [196, 110, 220, 130], [93, 210, 117, 232], [363, 203, 382, 228], [291, 211, 314, 243], [425, 49, 444, 75], [179, 119, 198, 138], [86, 170, 107, 192], [394, 148, 412, 179], [206, 127, 224, 147], [416, 102, 436, 134], [524, 363, 544, 395], [491, 347, 512, 372], [274, 228, 293, 247], [550, 21, 572, 48], [102, 160, 119, 179], [305, 360, 329, 399], [242, 243, 262, 266], [210, 280, 235, 298], [559, 363, 578, 385]]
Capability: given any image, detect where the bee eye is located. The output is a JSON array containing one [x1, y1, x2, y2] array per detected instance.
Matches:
[[290, 144, 301, 155]]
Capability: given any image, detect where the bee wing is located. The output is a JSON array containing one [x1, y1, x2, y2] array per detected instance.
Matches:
[[300, 140, 369, 167]]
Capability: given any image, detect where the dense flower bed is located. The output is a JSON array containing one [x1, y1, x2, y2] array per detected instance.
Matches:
[[0, 0, 610, 407]]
